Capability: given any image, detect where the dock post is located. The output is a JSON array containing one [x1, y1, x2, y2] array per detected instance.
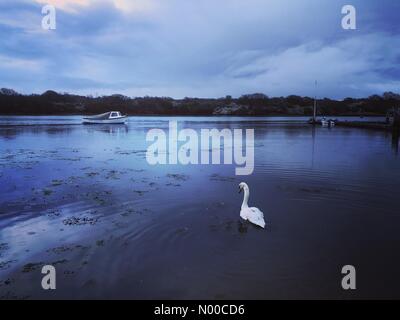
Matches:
[[394, 109, 400, 128], [392, 108, 400, 154]]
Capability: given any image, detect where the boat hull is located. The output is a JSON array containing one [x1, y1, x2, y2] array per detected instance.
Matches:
[[321, 120, 336, 127], [82, 117, 127, 125]]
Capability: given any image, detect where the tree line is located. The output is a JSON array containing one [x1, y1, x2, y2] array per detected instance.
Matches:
[[0, 89, 399, 116]]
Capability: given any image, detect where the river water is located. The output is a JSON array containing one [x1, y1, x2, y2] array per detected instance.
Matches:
[[0, 116, 399, 299]]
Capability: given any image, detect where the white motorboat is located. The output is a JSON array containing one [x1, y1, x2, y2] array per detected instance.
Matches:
[[83, 111, 127, 124], [321, 118, 329, 127], [321, 117, 336, 127]]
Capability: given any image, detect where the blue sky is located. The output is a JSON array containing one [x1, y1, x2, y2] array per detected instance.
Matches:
[[0, 0, 399, 98]]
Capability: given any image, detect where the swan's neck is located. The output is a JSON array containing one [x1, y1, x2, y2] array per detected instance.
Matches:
[[241, 189, 249, 209]]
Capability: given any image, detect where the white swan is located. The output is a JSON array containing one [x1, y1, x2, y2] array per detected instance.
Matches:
[[238, 182, 266, 228]]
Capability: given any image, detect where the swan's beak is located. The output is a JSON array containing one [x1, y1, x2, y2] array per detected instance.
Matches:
[[238, 187, 242, 194]]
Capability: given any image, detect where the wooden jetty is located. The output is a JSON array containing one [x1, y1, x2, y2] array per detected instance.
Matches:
[[335, 121, 393, 131], [323, 108, 400, 131]]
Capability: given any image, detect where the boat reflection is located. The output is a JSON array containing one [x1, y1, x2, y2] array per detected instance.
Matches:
[[84, 124, 129, 135]]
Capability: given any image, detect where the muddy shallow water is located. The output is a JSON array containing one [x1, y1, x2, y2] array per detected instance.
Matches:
[[0, 116, 399, 299]]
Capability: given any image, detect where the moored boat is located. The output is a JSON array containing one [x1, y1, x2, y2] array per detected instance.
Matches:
[[83, 111, 127, 124], [321, 117, 336, 127]]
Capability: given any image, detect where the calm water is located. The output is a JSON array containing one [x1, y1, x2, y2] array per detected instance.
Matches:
[[0, 116, 399, 299]]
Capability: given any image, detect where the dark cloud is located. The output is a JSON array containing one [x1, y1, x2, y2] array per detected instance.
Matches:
[[0, 0, 399, 98]]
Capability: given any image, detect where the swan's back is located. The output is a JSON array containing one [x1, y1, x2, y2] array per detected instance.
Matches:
[[240, 207, 266, 228]]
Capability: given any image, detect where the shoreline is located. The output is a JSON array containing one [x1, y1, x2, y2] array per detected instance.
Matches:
[[0, 114, 388, 117]]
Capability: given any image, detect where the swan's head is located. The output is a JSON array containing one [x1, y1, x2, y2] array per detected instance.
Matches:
[[238, 182, 249, 194]]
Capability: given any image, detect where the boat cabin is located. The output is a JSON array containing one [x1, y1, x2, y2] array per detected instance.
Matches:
[[110, 111, 122, 118]]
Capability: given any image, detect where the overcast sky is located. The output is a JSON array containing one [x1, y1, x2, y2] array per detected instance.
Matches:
[[0, 0, 399, 98]]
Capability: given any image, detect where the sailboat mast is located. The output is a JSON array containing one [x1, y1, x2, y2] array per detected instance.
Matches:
[[313, 80, 317, 122]]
